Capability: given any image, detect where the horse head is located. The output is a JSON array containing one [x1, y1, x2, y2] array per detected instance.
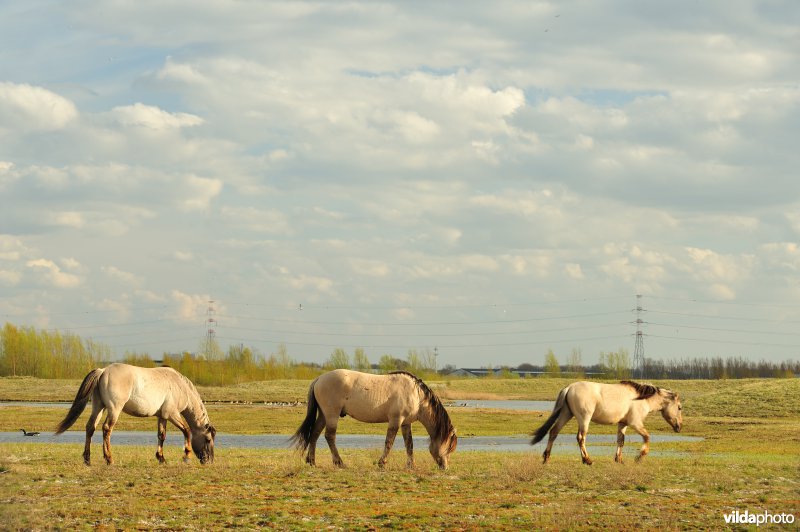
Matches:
[[429, 426, 458, 470], [660, 391, 682, 433], [191, 423, 216, 464]]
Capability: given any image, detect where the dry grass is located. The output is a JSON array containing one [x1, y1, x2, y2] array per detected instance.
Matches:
[[1, 376, 798, 529], [1, 440, 797, 530]]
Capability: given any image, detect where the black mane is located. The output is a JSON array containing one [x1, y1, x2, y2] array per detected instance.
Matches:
[[390, 371, 455, 445], [620, 380, 659, 400]]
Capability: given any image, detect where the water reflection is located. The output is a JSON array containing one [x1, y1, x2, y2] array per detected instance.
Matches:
[[0, 431, 702, 453], [448, 400, 554, 411]]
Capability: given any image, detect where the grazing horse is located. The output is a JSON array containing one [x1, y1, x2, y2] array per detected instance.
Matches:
[[531, 380, 682, 464], [55, 363, 216, 465], [291, 370, 457, 470]]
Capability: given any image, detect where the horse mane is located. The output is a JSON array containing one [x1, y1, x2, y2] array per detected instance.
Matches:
[[390, 371, 455, 444], [172, 369, 211, 427], [620, 380, 660, 400]]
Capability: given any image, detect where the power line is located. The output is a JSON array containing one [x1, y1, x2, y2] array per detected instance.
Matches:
[[220, 321, 630, 338], [647, 295, 800, 309], [633, 294, 645, 379], [648, 309, 800, 324], [215, 310, 631, 327], [648, 322, 800, 337], [221, 295, 634, 310], [214, 333, 627, 351], [647, 334, 798, 349]]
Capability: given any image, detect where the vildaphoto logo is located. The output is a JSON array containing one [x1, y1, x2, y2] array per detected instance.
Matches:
[[723, 509, 795, 527]]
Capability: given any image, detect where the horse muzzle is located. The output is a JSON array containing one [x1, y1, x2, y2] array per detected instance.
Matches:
[[673, 423, 682, 433], [199, 449, 214, 464]]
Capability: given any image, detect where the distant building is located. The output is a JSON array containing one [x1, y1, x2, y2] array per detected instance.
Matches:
[[446, 367, 605, 378], [446, 367, 544, 378]]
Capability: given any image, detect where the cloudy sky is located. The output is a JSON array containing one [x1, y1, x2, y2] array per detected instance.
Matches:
[[1, 1, 799, 368]]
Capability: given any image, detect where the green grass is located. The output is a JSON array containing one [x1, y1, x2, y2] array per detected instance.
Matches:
[[1, 376, 798, 529], [0, 443, 797, 530], [6, 376, 798, 417]]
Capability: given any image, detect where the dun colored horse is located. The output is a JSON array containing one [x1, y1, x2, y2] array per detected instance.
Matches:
[[531, 380, 682, 464], [55, 363, 216, 465], [292, 370, 457, 469]]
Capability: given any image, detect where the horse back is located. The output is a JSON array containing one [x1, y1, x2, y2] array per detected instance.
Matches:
[[101, 363, 186, 416], [315, 370, 419, 423], [567, 381, 640, 425]]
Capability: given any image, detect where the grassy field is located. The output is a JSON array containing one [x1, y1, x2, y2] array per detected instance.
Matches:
[[1, 377, 798, 529]]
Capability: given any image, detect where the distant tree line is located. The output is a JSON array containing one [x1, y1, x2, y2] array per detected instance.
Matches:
[[0, 323, 109, 378], [1, 323, 797, 382], [0, 323, 442, 384], [464, 347, 798, 380], [640, 356, 798, 379]]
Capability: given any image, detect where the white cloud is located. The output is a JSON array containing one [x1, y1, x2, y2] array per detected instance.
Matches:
[[60, 258, 82, 271], [565, 263, 585, 280], [111, 103, 204, 130], [52, 212, 85, 229], [349, 258, 390, 278], [155, 57, 209, 85], [286, 273, 335, 294], [219, 206, 291, 234], [180, 175, 223, 211], [408, 72, 524, 119], [102, 266, 140, 285], [470, 189, 559, 218], [0, 270, 21, 286], [685, 247, 754, 283], [761, 242, 800, 272], [0, 82, 77, 131], [0, 235, 26, 261], [171, 290, 211, 323], [1, 2, 799, 364], [26, 258, 81, 288], [173, 251, 195, 262]]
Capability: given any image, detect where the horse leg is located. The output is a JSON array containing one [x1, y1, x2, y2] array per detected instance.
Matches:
[[324, 420, 345, 468], [306, 415, 326, 466], [543, 408, 572, 464], [167, 415, 191, 463], [156, 418, 167, 464], [401, 423, 414, 469], [83, 402, 105, 466], [615, 423, 627, 463], [631, 424, 651, 462], [378, 422, 400, 468], [576, 417, 593, 465], [102, 409, 120, 465]]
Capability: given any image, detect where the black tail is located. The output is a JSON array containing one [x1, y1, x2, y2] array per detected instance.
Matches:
[[290, 378, 319, 452], [55, 368, 103, 434], [531, 386, 570, 445]]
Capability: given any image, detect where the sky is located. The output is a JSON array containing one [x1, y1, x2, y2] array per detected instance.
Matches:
[[1, 1, 799, 368]]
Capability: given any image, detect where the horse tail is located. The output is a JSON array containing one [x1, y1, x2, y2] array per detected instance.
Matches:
[[531, 386, 571, 445], [55, 368, 103, 434], [290, 378, 320, 452]]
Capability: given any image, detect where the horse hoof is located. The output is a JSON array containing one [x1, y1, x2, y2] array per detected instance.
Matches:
[[582, 458, 593, 466]]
